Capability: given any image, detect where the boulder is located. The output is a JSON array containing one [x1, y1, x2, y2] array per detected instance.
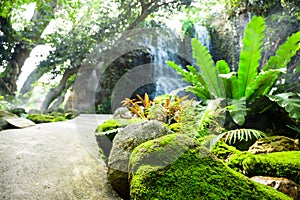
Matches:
[[112, 107, 132, 119], [0, 111, 18, 131], [129, 134, 290, 200], [107, 120, 172, 199], [251, 176, 300, 200], [227, 151, 300, 185], [248, 136, 300, 154]]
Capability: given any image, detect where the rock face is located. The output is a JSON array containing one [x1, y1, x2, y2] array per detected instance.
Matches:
[[129, 134, 290, 200], [107, 120, 172, 199], [251, 176, 300, 200], [248, 136, 300, 154]]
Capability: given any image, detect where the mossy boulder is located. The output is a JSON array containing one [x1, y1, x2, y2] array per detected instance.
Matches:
[[96, 118, 144, 133], [107, 120, 172, 199], [26, 113, 75, 124], [248, 136, 300, 154], [211, 140, 239, 160], [228, 151, 300, 185], [129, 134, 291, 200], [95, 118, 145, 161]]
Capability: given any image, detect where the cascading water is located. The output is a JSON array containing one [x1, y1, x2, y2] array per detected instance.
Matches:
[[146, 24, 211, 98]]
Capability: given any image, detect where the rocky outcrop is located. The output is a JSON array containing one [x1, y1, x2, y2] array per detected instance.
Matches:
[[107, 120, 172, 199], [251, 176, 300, 200], [248, 136, 300, 154], [129, 134, 290, 199]]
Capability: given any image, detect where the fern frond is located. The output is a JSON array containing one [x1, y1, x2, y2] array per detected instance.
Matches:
[[216, 60, 231, 74], [186, 86, 211, 100], [186, 65, 209, 90], [227, 98, 247, 126], [246, 68, 286, 101], [238, 16, 265, 98], [192, 38, 224, 98], [263, 31, 300, 70], [222, 128, 266, 144]]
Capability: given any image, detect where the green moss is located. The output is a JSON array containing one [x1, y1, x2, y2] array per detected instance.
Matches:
[[211, 140, 239, 160], [96, 118, 144, 132], [240, 151, 300, 185], [130, 134, 195, 173], [167, 123, 181, 132], [26, 113, 71, 123], [130, 146, 290, 200]]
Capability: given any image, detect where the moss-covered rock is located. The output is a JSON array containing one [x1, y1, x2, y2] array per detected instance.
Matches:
[[26, 113, 74, 124], [248, 136, 300, 154], [167, 122, 181, 132], [228, 151, 300, 185], [211, 140, 239, 160], [129, 134, 290, 200], [96, 118, 144, 133], [107, 120, 172, 200]]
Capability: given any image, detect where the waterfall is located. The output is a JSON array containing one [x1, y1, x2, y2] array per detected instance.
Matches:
[[146, 24, 211, 98]]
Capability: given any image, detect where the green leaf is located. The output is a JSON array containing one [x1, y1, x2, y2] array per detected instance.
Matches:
[[267, 93, 300, 120], [246, 68, 285, 101], [216, 60, 230, 74], [167, 61, 211, 100], [219, 72, 239, 99], [263, 31, 300, 70], [238, 16, 266, 98], [192, 38, 224, 98], [227, 98, 247, 126]]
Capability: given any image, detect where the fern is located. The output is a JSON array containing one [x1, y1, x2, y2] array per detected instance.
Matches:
[[246, 68, 286, 101], [238, 16, 266, 98], [220, 129, 266, 144], [227, 98, 247, 126], [263, 31, 300, 70], [192, 38, 224, 98], [167, 61, 211, 100]]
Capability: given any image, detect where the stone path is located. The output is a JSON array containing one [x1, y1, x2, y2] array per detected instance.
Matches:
[[0, 114, 121, 200]]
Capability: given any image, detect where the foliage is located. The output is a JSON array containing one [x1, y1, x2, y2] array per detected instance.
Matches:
[[0, 96, 12, 111], [225, 0, 300, 18], [122, 93, 151, 119], [168, 16, 300, 126], [213, 129, 266, 145], [122, 93, 189, 124], [267, 93, 300, 120]]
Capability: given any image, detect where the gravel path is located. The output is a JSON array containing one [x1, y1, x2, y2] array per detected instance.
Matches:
[[0, 114, 121, 200]]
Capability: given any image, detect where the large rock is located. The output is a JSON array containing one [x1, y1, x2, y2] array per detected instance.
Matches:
[[248, 136, 300, 154], [0, 110, 18, 131], [107, 120, 172, 199], [227, 151, 300, 185], [251, 176, 300, 200], [129, 134, 290, 199]]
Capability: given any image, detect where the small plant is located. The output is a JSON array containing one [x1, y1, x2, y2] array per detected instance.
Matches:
[[121, 93, 151, 119]]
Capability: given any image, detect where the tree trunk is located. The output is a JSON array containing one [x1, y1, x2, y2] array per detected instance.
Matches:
[[19, 66, 51, 101], [0, 0, 58, 96], [40, 67, 79, 111]]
